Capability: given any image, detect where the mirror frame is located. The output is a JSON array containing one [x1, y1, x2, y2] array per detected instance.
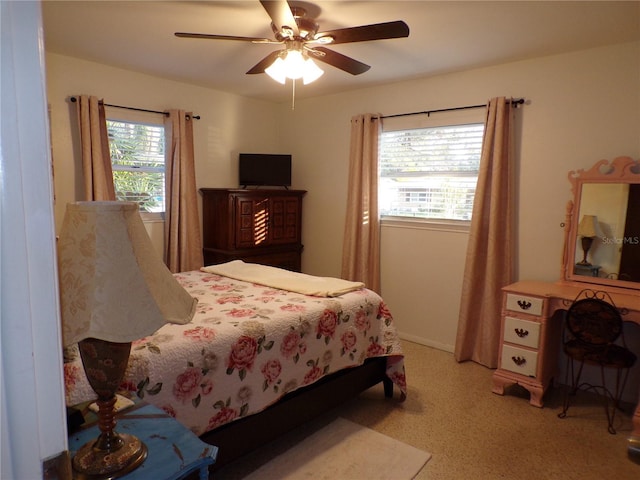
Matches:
[[563, 156, 640, 290]]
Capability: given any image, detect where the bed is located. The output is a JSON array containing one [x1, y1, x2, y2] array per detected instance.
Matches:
[[64, 263, 406, 468]]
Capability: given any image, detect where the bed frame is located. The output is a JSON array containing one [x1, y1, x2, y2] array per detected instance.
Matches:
[[200, 356, 393, 469]]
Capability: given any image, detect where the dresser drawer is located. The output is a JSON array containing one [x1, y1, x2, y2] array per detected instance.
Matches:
[[500, 344, 538, 377], [505, 293, 543, 316], [503, 316, 540, 348]]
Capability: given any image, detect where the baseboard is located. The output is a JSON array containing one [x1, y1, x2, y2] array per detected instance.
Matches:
[[398, 332, 454, 353]]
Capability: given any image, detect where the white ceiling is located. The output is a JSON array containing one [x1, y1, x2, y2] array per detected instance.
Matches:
[[42, 1, 640, 103]]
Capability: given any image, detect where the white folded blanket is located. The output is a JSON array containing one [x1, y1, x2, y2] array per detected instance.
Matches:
[[201, 260, 364, 297]]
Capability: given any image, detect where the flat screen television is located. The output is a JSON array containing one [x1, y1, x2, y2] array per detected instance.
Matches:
[[239, 153, 292, 188]]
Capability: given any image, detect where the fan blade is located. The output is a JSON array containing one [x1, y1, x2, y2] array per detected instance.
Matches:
[[315, 20, 409, 45], [309, 47, 370, 75], [175, 32, 277, 43], [246, 50, 282, 74], [260, 0, 299, 37]]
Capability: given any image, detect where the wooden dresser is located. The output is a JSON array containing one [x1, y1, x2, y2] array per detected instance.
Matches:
[[200, 188, 306, 271]]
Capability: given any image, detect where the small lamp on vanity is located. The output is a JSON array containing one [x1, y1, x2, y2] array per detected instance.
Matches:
[[58, 201, 197, 479], [577, 214, 603, 266]]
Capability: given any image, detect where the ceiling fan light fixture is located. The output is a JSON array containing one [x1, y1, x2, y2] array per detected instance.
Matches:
[[302, 57, 324, 84], [265, 56, 287, 84], [281, 49, 306, 79], [265, 50, 324, 85]]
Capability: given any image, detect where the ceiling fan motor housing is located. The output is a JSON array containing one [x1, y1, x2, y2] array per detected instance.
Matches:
[[272, 7, 319, 40]]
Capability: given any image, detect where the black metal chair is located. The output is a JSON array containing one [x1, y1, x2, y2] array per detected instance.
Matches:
[[557, 290, 637, 434]]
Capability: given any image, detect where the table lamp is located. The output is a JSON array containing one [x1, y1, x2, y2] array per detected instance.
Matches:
[[577, 214, 603, 266], [58, 201, 197, 479]]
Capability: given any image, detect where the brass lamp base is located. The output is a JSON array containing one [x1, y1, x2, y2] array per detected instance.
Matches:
[[578, 235, 594, 266], [74, 338, 147, 479], [72, 433, 147, 480]]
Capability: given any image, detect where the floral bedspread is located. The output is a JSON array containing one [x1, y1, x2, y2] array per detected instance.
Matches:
[[64, 270, 406, 435]]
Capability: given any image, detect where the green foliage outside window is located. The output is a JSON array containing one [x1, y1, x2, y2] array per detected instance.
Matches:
[[107, 120, 165, 213]]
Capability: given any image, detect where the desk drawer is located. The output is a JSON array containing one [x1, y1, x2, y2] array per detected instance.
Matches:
[[501, 344, 538, 377], [505, 293, 543, 316], [503, 316, 540, 348]]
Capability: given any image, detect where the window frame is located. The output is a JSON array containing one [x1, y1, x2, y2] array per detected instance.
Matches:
[[105, 107, 166, 222], [379, 108, 485, 230]]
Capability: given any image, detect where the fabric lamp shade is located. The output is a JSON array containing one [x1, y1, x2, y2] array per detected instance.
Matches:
[[58, 201, 197, 346], [578, 215, 603, 238]]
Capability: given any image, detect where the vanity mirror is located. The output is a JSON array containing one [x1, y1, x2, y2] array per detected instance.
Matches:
[[563, 156, 640, 290]]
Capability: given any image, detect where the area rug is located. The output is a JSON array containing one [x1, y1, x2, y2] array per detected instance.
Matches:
[[242, 417, 431, 480]]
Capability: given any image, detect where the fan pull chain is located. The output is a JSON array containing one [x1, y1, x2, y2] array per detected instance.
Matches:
[[291, 78, 296, 110]]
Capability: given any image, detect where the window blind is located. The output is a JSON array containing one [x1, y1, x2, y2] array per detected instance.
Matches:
[[379, 123, 484, 220]]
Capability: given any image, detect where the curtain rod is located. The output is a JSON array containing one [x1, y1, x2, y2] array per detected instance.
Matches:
[[69, 96, 201, 120], [382, 98, 525, 119]]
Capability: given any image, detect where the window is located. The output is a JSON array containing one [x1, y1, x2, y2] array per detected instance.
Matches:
[[379, 113, 485, 222], [106, 116, 165, 215]]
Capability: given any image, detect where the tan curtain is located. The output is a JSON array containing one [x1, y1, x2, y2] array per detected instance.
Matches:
[[76, 95, 115, 200], [164, 110, 203, 273], [454, 97, 515, 368], [341, 114, 382, 293]]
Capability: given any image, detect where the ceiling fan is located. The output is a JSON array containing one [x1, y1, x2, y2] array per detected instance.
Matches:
[[175, 0, 409, 84]]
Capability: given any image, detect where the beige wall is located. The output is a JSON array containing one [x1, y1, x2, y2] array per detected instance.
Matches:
[[46, 42, 640, 400], [45, 52, 282, 247], [281, 41, 640, 354]]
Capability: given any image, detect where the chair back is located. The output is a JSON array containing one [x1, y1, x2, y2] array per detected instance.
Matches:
[[566, 297, 622, 347]]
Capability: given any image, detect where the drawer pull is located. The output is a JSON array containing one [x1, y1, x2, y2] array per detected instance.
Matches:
[[514, 328, 529, 338], [511, 356, 527, 366], [517, 300, 532, 310]]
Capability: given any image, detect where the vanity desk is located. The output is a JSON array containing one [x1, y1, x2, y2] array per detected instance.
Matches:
[[492, 156, 640, 437], [492, 279, 640, 435]]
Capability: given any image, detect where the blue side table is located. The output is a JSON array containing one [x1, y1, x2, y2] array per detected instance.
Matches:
[[68, 403, 217, 480]]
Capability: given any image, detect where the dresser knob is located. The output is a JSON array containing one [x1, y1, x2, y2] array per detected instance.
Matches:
[[514, 328, 529, 338], [517, 300, 532, 310], [511, 356, 526, 366]]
